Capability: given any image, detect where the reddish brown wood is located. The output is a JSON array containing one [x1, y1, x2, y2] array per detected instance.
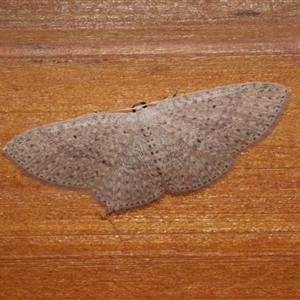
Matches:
[[0, 1, 299, 299]]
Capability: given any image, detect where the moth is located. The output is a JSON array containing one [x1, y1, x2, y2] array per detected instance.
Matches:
[[3, 83, 290, 213]]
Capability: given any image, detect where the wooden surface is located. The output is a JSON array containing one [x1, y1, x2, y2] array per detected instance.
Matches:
[[0, 1, 300, 299]]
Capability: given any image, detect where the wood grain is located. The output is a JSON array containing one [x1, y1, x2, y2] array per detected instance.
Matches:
[[0, 1, 299, 299]]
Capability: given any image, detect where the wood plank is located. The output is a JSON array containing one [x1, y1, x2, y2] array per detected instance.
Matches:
[[0, 1, 299, 299]]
